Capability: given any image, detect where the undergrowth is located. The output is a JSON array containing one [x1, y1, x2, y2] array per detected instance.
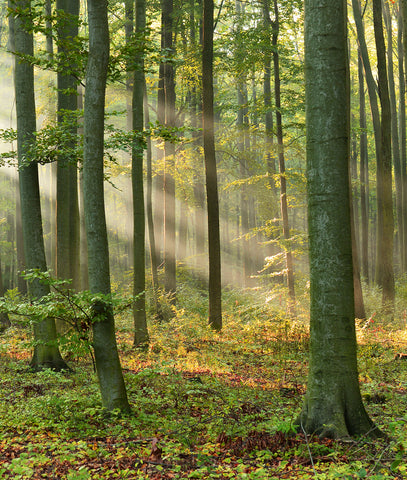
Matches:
[[0, 281, 406, 479]]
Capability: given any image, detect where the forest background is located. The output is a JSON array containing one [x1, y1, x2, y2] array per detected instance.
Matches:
[[0, 0, 407, 478]]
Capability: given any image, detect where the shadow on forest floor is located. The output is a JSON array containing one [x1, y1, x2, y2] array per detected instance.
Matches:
[[0, 302, 406, 479]]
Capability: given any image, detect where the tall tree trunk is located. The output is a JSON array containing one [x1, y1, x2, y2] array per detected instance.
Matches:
[[145, 89, 161, 318], [400, 1, 407, 272], [83, 0, 129, 411], [8, 0, 26, 295], [352, 0, 381, 278], [298, 0, 377, 438], [373, 0, 394, 309], [56, 0, 80, 291], [358, 52, 369, 282], [162, 0, 176, 302], [203, 0, 222, 330], [132, 0, 149, 347], [272, 0, 295, 312], [384, 1, 402, 273], [12, 0, 67, 371]]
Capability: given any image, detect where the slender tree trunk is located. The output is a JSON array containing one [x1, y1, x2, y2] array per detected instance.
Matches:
[[272, 0, 295, 312], [400, 2, 407, 272], [56, 0, 80, 291], [83, 0, 129, 411], [145, 89, 161, 318], [384, 1, 402, 273], [358, 52, 369, 282], [125, 0, 134, 131], [0, 256, 11, 332], [203, 0, 222, 330], [12, 0, 67, 371], [373, 0, 394, 309], [132, 0, 149, 347], [298, 0, 377, 438], [162, 0, 176, 302]]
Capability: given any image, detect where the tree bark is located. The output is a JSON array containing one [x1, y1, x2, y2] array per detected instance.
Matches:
[[83, 0, 129, 411], [272, 0, 295, 313], [384, 1, 402, 273], [132, 0, 149, 347], [373, 0, 394, 309], [203, 0, 222, 330], [56, 0, 80, 291], [161, 0, 177, 302], [0, 256, 11, 332], [358, 52, 369, 282], [298, 0, 377, 438], [12, 0, 68, 371]]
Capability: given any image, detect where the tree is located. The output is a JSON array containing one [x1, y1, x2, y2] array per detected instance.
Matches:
[[162, 0, 177, 302], [373, 0, 394, 309], [0, 256, 11, 332], [56, 0, 81, 292], [297, 0, 377, 438], [83, 0, 129, 411], [271, 0, 295, 312], [12, 0, 67, 371], [203, 0, 222, 330], [132, 0, 149, 347]]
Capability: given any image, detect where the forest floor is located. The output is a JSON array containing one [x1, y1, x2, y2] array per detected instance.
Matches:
[[0, 286, 407, 479]]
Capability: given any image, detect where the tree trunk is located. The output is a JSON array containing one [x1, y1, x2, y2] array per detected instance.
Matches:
[[298, 0, 377, 439], [83, 0, 129, 411], [0, 256, 11, 332], [132, 0, 149, 347], [145, 89, 161, 318], [400, 1, 407, 272], [56, 0, 80, 291], [373, 0, 394, 309], [272, 0, 295, 313], [358, 52, 369, 282], [162, 0, 176, 302], [384, 2, 402, 273], [203, 0, 222, 330], [12, 0, 68, 371]]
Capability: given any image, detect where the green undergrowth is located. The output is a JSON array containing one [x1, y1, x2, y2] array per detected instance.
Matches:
[[0, 285, 406, 479]]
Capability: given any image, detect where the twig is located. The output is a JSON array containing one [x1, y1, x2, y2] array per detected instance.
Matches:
[[300, 420, 317, 478]]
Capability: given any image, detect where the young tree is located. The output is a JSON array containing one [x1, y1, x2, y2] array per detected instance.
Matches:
[[0, 256, 11, 332], [56, 0, 81, 291], [132, 0, 149, 347], [12, 0, 67, 371], [83, 0, 129, 411], [162, 0, 177, 301], [297, 0, 378, 438], [271, 0, 295, 312], [203, 0, 222, 330], [373, 0, 394, 308]]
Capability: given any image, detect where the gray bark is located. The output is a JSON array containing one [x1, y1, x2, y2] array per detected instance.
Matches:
[[297, 0, 377, 438], [83, 0, 129, 410]]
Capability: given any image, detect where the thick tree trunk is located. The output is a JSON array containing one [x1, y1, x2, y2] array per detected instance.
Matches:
[[203, 0, 222, 330], [12, 0, 67, 371], [132, 0, 149, 347], [298, 0, 377, 438], [83, 0, 129, 411]]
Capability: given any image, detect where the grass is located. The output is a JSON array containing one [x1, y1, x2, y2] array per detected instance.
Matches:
[[0, 284, 406, 479]]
